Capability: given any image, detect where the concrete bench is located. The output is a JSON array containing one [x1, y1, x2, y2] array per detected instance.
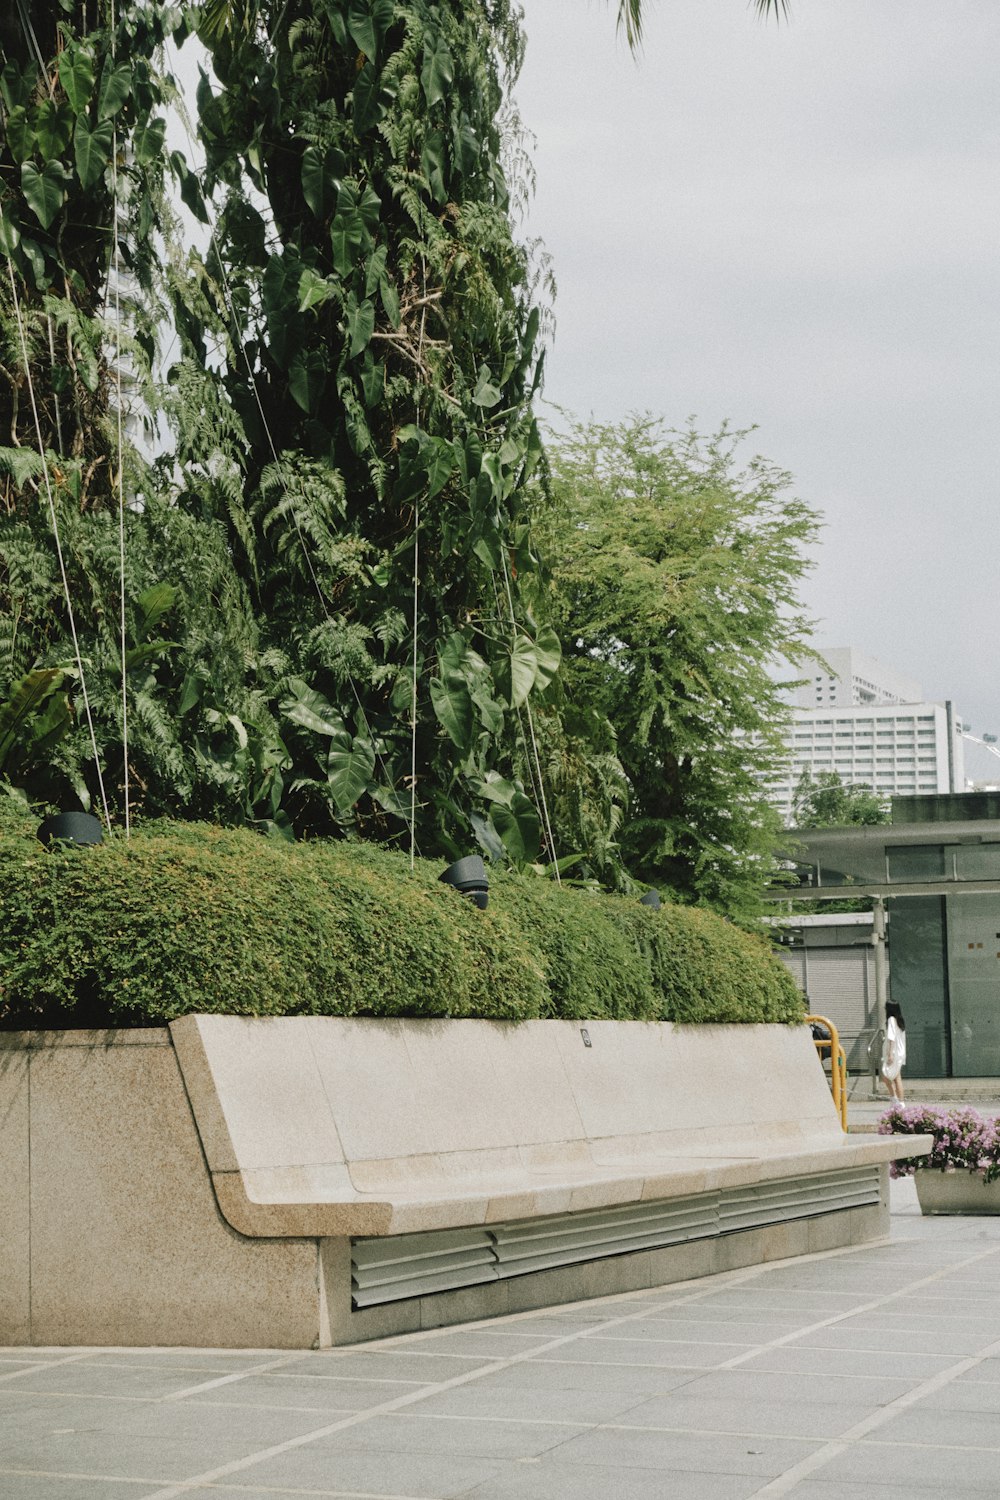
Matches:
[[0, 1017, 930, 1349]]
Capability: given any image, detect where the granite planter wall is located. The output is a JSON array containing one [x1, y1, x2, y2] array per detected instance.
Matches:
[[914, 1170, 1000, 1215]]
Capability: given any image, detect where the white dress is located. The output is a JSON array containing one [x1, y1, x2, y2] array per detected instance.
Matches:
[[882, 1016, 906, 1080]]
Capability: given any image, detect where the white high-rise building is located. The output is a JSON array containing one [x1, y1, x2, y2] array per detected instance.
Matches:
[[792, 647, 922, 711], [767, 649, 965, 824]]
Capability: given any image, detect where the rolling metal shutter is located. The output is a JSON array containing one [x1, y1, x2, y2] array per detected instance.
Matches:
[[777, 947, 807, 995], [803, 947, 870, 1042]]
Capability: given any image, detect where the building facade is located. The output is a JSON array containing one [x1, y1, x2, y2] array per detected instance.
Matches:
[[792, 647, 922, 711], [777, 794, 1000, 1078], [768, 648, 964, 823]]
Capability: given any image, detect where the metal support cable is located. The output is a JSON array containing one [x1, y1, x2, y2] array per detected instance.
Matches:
[[489, 570, 545, 824], [109, 0, 131, 834], [410, 501, 419, 869], [2, 236, 112, 829], [498, 549, 560, 881]]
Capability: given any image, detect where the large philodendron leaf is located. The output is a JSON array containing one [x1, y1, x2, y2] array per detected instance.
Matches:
[[508, 636, 538, 707], [97, 64, 132, 121], [74, 117, 114, 191], [344, 294, 375, 357], [169, 149, 209, 223], [21, 161, 70, 230], [57, 44, 96, 112], [490, 793, 541, 864], [420, 32, 454, 108], [352, 61, 389, 135], [470, 809, 504, 863], [133, 116, 166, 166], [358, 353, 384, 407], [288, 348, 328, 413], [34, 99, 74, 161], [330, 182, 367, 276], [346, 0, 394, 59], [0, 668, 66, 769], [301, 143, 344, 220], [471, 363, 501, 408], [281, 679, 346, 737], [327, 730, 376, 815], [439, 631, 488, 684], [298, 266, 338, 313], [379, 273, 400, 328], [396, 428, 456, 507], [425, 440, 455, 500], [532, 625, 562, 692], [429, 676, 474, 751], [4, 107, 32, 164]]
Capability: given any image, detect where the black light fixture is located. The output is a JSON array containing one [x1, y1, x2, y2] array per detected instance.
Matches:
[[440, 854, 489, 910], [37, 811, 104, 848], [640, 889, 661, 910]]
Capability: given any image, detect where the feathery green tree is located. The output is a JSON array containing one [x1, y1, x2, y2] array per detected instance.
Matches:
[[792, 770, 890, 829], [534, 414, 819, 920]]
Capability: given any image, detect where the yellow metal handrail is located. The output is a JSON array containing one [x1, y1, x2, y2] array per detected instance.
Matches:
[[806, 1013, 848, 1132]]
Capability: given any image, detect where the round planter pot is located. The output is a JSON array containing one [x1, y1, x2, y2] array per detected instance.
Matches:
[[914, 1169, 1000, 1215], [37, 811, 104, 848]]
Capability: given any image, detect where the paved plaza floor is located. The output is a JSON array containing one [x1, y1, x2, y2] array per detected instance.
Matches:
[[5, 1179, 1000, 1499]]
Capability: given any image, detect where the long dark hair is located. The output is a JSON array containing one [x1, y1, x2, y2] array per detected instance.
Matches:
[[885, 1000, 906, 1032]]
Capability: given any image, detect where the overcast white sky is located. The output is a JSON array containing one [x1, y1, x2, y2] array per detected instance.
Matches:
[[514, 1, 1000, 743]]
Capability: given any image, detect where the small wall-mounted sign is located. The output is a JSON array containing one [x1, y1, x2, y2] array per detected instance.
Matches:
[[580, 1028, 592, 1048]]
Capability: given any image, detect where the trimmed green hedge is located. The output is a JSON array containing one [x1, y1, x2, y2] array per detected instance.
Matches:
[[0, 811, 805, 1029]]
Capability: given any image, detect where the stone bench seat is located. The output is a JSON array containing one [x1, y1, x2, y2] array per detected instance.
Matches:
[[220, 1136, 913, 1239], [172, 1015, 926, 1239]]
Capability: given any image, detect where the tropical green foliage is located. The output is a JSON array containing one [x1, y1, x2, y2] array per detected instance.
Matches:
[[0, 668, 72, 792], [0, 0, 821, 932], [0, 0, 264, 821], [0, 810, 805, 1029], [1, 1, 558, 864], [533, 415, 820, 920], [180, 0, 555, 862], [0, 0, 177, 511]]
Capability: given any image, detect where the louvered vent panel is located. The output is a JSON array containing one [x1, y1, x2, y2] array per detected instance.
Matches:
[[719, 1166, 880, 1234], [491, 1194, 720, 1278], [350, 1166, 883, 1308], [351, 1227, 496, 1307]]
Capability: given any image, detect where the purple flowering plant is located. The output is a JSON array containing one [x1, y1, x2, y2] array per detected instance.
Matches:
[[879, 1105, 1000, 1181]]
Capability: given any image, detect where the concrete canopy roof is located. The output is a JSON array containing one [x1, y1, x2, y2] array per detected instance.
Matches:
[[772, 819, 1000, 902]]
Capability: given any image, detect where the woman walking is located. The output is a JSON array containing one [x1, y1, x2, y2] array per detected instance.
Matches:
[[881, 1001, 906, 1104]]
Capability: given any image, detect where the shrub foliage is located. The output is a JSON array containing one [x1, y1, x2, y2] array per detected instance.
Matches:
[[0, 812, 804, 1030]]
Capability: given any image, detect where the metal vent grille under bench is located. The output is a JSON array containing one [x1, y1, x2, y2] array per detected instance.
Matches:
[[351, 1165, 880, 1308]]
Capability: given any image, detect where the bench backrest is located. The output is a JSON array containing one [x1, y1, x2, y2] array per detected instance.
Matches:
[[170, 1015, 839, 1185]]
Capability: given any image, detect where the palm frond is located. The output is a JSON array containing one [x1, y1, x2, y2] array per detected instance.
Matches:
[[616, 0, 643, 50]]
